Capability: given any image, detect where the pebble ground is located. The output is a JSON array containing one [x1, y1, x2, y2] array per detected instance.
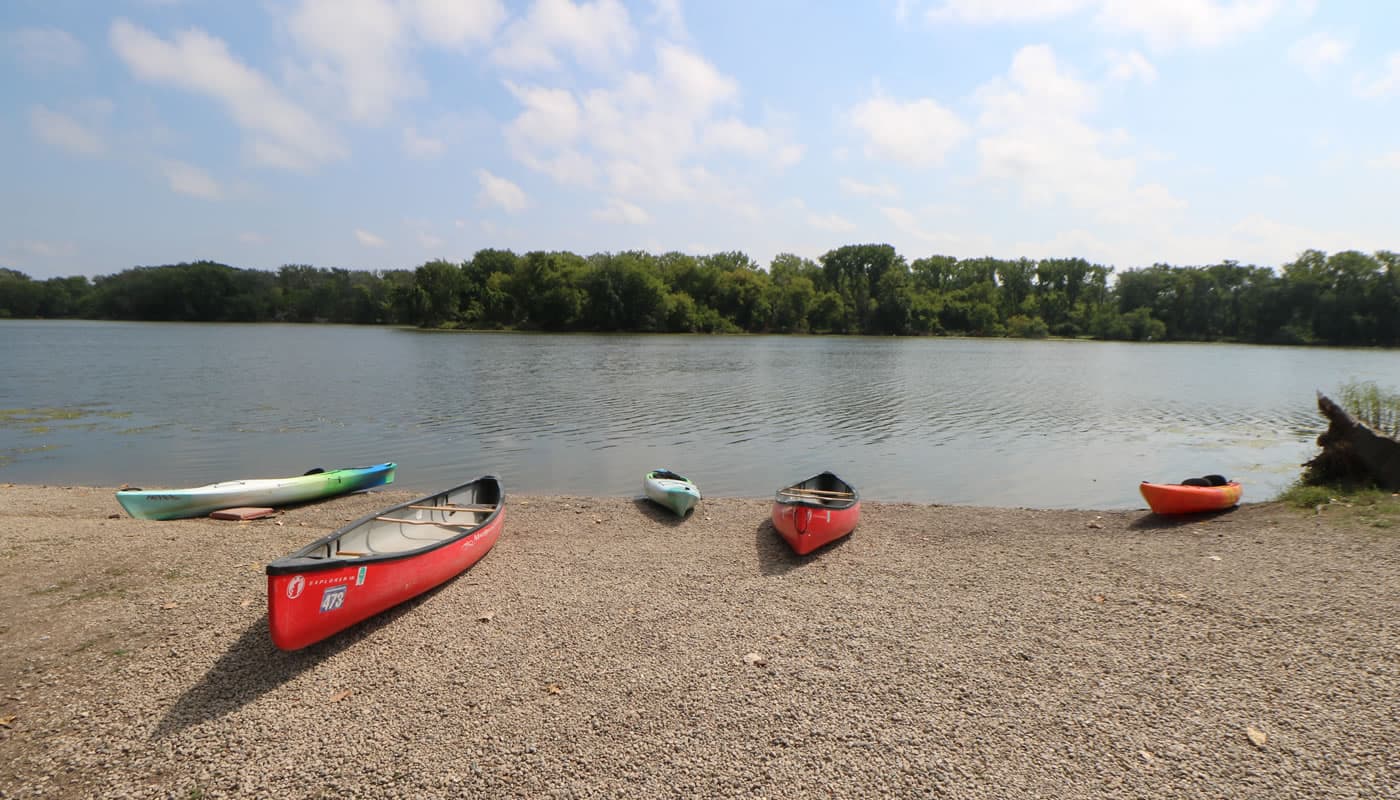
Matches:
[[0, 485, 1395, 798]]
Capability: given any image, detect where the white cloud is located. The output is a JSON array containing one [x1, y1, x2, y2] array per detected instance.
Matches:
[[807, 213, 857, 233], [355, 229, 387, 247], [28, 107, 105, 156], [648, 0, 687, 39], [1369, 151, 1400, 169], [839, 177, 900, 198], [506, 82, 582, 148], [703, 118, 804, 166], [109, 19, 346, 170], [476, 169, 529, 213], [1106, 49, 1157, 83], [160, 160, 221, 199], [1227, 214, 1332, 260], [593, 197, 651, 224], [282, 0, 502, 122], [1095, 0, 1287, 48], [774, 144, 805, 168], [1288, 32, 1351, 77], [974, 45, 1185, 224], [286, 0, 417, 123], [403, 127, 446, 158], [418, 231, 444, 249], [406, 0, 507, 46], [8, 27, 85, 71], [493, 0, 636, 71], [503, 42, 787, 213], [882, 206, 962, 245], [927, 0, 1093, 24], [1354, 52, 1400, 99], [850, 93, 969, 167], [927, 0, 1294, 49], [703, 118, 770, 157]]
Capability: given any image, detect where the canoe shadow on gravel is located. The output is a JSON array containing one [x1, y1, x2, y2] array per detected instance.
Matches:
[[754, 520, 850, 576], [153, 583, 450, 739], [630, 497, 691, 527], [1129, 506, 1240, 530]]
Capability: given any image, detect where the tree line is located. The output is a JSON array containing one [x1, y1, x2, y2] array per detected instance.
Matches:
[[2, 244, 1398, 346]]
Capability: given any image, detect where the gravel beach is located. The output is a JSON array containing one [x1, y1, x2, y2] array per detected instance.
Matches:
[[0, 484, 1395, 799]]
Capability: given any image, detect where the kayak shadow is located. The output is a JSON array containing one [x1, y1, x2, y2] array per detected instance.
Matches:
[[631, 497, 691, 527], [755, 519, 850, 576], [152, 585, 445, 739], [1129, 506, 1241, 530]]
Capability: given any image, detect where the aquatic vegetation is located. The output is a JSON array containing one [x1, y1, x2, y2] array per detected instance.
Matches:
[[0, 407, 132, 431], [0, 443, 61, 467], [1337, 380, 1400, 439]]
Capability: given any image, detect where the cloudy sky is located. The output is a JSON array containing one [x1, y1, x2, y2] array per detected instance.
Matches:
[[3, 0, 1398, 280]]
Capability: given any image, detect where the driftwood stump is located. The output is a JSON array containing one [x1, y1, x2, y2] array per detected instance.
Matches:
[[1304, 393, 1400, 490]]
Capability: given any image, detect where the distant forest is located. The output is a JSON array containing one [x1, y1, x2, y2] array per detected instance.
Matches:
[[2, 244, 1398, 346]]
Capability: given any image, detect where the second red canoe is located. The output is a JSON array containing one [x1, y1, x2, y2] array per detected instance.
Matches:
[[772, 471, 861, 555]]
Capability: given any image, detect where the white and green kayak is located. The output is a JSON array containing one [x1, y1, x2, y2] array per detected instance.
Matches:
[[643, 469, 701, 517], [115, 463, 397, 520]]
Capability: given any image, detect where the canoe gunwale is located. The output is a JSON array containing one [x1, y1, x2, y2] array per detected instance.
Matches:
[[772, 470, 859, 510], [265, 475, 504, 576]]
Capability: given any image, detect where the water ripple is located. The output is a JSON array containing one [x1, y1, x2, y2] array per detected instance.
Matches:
[[2, 323, 1396, 508]]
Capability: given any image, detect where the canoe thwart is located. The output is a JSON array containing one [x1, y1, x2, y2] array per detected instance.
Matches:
[[373, 516, 470, 527], [779, 488, 855, 497], [406, 503, 496, 513]]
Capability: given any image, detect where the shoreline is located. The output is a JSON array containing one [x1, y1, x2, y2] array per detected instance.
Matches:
[[0, 484, 1395, 798]]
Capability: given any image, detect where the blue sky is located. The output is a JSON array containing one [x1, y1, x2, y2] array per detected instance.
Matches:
[[3, 0, 1398, 281]]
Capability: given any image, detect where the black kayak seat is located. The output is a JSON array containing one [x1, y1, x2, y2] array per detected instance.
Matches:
[[1180, 475, 1230, 487]]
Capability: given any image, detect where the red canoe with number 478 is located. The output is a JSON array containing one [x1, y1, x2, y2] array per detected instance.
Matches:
[[771, 471, 861, 555], [266, 476, 504, 651]]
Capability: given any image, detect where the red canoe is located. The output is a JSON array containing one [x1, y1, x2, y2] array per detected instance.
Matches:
[[1140, 479, 1241, 515], [771, 471, 860, 555], [266, 476, 504, 651]]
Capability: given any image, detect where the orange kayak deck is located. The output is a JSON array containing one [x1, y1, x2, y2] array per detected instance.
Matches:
[[1140, 481, 1242, 515]]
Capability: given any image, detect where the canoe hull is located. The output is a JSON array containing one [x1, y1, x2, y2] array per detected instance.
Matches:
[[115, 463, 397, 520], [772, 471, 860, 555], [1140, 481, 1242, 515], [266, 476, 503, 651], [643, 471, 701, 516]]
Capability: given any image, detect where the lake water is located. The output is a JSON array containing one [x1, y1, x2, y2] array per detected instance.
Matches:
[[2, 320, 1395, 509]]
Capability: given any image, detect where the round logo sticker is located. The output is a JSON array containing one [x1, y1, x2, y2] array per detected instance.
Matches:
[[286, 575, 305, 599]]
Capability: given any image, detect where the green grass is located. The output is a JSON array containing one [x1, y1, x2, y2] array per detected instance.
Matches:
[[1337, 380, 1400, 438], [1277, 480, 1400, 530]]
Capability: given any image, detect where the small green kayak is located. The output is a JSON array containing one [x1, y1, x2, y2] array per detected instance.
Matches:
[[115, 463, 397, 520], [643, 469, 701, 517]]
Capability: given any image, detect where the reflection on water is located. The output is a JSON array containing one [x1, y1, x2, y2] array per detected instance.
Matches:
[[2, 320, 1394, 509]]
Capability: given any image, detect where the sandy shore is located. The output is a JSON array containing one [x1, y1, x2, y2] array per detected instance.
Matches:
[[0, 485, 1395, 799]]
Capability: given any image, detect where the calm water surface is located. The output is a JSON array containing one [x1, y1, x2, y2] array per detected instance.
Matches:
[[3, 320, 1397, 509]]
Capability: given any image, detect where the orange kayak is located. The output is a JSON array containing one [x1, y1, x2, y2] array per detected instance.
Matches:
[[1140, 480, 1242, 515]]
